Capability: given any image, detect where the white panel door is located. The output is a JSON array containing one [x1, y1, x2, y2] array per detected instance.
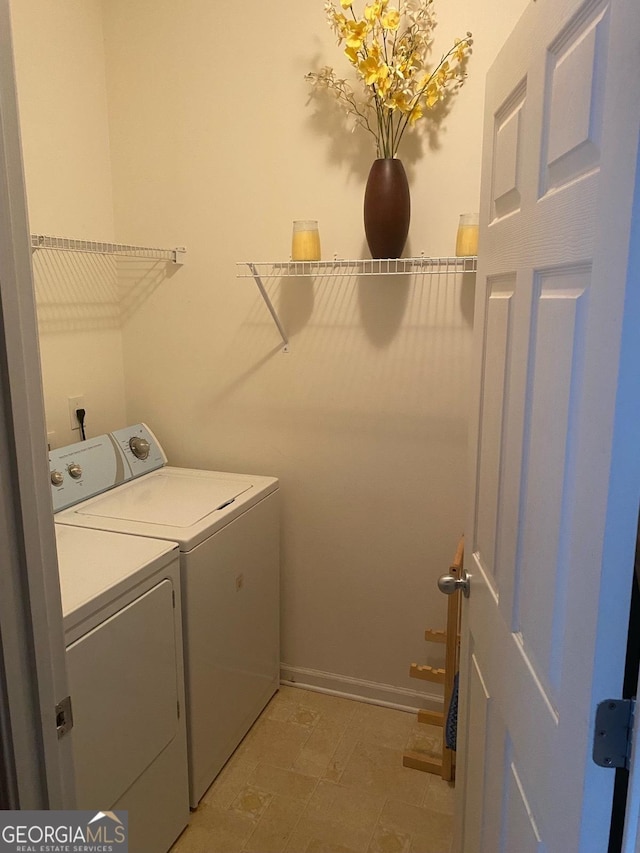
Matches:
[[455, 0, 640, 850]]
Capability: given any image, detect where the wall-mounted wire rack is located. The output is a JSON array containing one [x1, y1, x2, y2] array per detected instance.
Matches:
[[237, 256, 477, 352], [238, 256, 476, 279], [31, 234, 186, 265]]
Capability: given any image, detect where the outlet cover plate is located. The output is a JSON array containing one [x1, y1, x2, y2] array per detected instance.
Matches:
[[68, 396, 85, 430]]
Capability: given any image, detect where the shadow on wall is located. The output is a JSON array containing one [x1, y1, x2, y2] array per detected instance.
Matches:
[[194, 267, 475, 467], [274, 268, 412, 350], [119, 260, 181, 322], [239, 265, 475, 359], [277, 276, 315, 337], [359, 267, 475, 348], [273, 266, 474, 351], [31, 251, 178, 333], [460, 271, 475, 328], [357, 273, 410, 347], [208, 268, 474, 454]]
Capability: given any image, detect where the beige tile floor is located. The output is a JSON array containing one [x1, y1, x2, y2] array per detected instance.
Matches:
[[170, 686, 454, 853]]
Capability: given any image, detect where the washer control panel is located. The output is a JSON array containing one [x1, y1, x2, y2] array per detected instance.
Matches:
[[49, 424, 166, 512], [111, 424, 167, 477]]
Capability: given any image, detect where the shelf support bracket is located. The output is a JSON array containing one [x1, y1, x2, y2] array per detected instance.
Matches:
[[247, 263, 289, 352]]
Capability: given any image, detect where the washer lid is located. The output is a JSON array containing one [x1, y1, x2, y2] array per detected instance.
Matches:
[[75, 471, 252, 527]]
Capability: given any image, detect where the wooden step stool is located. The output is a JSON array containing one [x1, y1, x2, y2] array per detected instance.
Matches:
[[403, 535, 464, 783]]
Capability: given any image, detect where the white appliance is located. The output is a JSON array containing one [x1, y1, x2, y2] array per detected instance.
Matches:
[[55, 523, 189, 853], [50, 424, 280, 807]]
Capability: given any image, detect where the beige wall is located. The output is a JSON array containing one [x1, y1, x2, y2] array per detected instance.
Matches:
[[10, 0, 126, 446], [103, 0, 528, 706], [12, 0, 528, 707]]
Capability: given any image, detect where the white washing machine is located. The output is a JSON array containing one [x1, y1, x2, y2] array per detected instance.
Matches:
[[55, 523, 189, 853], [50, 424, 280, 807]]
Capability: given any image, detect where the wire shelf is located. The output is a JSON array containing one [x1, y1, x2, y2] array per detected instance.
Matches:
[[31, 234, 186, 265], [238, 256, 477, 352], [237, 256, 476, 278]]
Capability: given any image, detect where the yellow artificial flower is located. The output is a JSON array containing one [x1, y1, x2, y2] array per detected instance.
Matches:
[[376, 66, 392, 95], [344, 45, 360, 64], [368, 40, 382, 62], [381, 8, 400, 30], [409, 102, 424, 124], [424, 81, 440, 107], [454, 39, 468, 62], [406, 52, 420, 73], [359, 56, 382, 85], [435, 60, 450, 86], [387, 90, 411, 112], [345, 20, 368, 49], [394, 58, 408, 80], [364, 2, 383, 23], [358, 56, 391, 93], [328, 10, 348, 38], [307, 1, 473, 159]]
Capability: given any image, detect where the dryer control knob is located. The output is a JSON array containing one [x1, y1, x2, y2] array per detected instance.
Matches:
[[68, 463, 82, 480], [50, 470, 64, 487], [129, 436, 150, 460]]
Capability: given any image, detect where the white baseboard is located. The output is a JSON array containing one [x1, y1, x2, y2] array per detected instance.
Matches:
[[279, 663, 443, 714]]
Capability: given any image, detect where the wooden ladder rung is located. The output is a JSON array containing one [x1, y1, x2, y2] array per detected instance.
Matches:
[[402, 751, 443, 775], [410, 663, 446, 683], [424, 628, 447, 643], [418, 709, 444, 727]]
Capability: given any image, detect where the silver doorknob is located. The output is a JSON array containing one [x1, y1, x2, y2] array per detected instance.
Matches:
[[438, 572, 470, 598]]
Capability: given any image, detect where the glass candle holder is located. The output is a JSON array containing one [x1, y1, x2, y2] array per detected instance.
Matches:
[[291, 220, 321, 262], [455, 213, 479, 257]]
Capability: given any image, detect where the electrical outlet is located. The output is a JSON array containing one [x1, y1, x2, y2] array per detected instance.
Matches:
[[68, 395, 85, 431]]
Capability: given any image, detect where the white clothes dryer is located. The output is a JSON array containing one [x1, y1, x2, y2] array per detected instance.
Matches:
[[51, 425, 280, 807], [55, 523, 189, 853]]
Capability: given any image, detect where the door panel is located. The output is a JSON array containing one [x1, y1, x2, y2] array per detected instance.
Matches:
[[462, 649, 490, 853], [503, 759, 544, 853], [492, 84, 526, 220], [543, 6, 608, 194], [475, 276, 515, 594], [516, 269, 588, 701]]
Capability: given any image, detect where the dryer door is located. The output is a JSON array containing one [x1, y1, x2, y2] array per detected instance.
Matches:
[[66, 579, 179, 808]]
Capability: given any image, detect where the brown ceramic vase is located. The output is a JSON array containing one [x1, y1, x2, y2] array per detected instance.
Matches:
[[363, 158, 411, 259]]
